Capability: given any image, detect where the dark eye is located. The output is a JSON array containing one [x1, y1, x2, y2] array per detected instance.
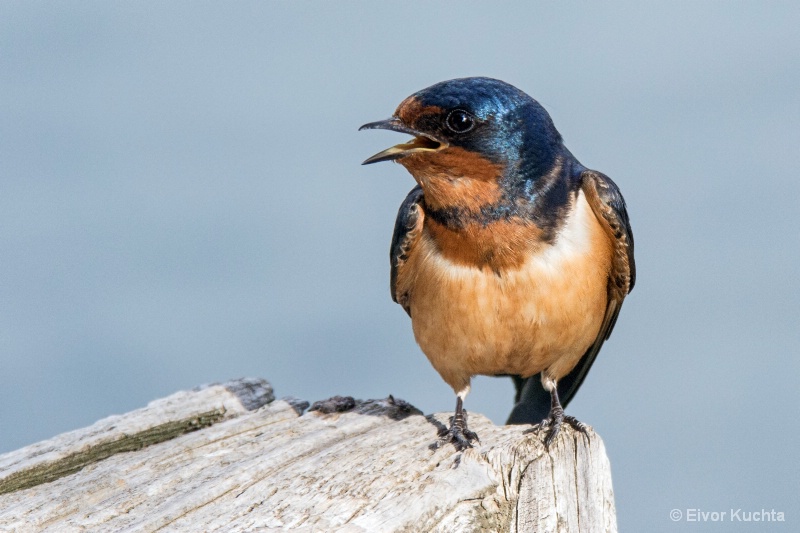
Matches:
[[445, 109, 475, 133]]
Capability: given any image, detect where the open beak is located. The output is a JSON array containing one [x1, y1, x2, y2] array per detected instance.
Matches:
[[359, 118, 447, 165]]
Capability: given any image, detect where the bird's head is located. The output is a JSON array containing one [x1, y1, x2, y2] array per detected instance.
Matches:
[[360, 77, 564, 210]]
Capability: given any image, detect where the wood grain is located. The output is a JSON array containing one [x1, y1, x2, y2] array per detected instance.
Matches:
[[0, 379, 616, 532]]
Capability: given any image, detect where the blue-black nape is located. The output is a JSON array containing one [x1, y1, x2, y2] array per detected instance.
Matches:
[[411, 77, 564, 176]]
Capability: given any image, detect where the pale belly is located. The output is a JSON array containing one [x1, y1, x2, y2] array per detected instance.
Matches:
[[403, 192, 612, 393]]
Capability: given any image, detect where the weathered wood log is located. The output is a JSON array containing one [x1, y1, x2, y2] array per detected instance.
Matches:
[[0, 378, 617, 532]]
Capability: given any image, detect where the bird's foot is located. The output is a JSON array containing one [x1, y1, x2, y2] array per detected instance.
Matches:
[[435, 413, 479, 452], [539, 407, 588, 448]]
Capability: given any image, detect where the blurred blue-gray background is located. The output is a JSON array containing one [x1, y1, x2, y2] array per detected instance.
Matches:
[[2, 2, 798, 530]]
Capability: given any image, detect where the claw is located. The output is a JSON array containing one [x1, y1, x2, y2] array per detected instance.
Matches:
[[437, 420, 479, 451], [539, 386, 589, 448], [434, 396, 479, 451]]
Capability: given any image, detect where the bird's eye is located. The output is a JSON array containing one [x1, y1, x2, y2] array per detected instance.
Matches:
[[445, 109, 475, 133]]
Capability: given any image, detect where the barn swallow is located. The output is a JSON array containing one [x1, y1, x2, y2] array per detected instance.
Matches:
[[360, 77, 635, 450]]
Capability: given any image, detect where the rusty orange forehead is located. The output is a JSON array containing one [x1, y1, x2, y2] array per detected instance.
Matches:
[[395, 97, 442, 126]]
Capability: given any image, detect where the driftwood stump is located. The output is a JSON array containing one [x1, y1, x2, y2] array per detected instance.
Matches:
[[0, 378, 617, 532]]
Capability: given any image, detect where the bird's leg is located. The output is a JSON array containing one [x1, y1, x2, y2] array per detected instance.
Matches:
[[541, 378, 588, 448], [438, 394, 479, 451]]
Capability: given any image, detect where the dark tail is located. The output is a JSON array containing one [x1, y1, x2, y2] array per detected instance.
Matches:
[[506, 367, 586, 424]]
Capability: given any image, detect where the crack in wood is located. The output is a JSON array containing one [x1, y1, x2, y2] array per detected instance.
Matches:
[[0, 409, 226, 495]]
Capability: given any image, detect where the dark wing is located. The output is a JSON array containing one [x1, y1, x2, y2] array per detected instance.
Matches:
[[557, 170, 635, 403], [507, 170, 635, 424], [390, 185, 425, 315]]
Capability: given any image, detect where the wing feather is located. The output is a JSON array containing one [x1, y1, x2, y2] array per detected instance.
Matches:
[[556, 170, 636, 405], [508, 170, 635, 423], [390, 185, 425, 315]]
